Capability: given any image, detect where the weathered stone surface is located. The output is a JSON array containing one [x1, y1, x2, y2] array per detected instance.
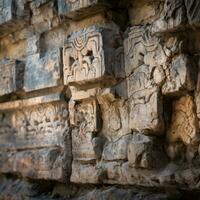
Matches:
[[98, 91, 130, 141], [0, 0, 29, 37], [0, 94, 71, 181], [124, 26, 160, 77], [0, 102, 69, 150], [167, 95, 199, 146], [26, 35, 40, 56], [162, 54, 196, 95], [70, 99, 103, 161], [0, 59, 24, 96], [71, 161, 103, 184], [0, 148, 66, 181], [24, 48, 61, 92], [185, 0, 200, 27], [129, 0, 163, 25], [127, 65, 164, 133], [152, 0, 187, 34], [2, 0, 200, 196], [102, 134, 132, 161], [128, 133, 167, 169], [58, 0, 108, 19], [63, 26, 124, 87]]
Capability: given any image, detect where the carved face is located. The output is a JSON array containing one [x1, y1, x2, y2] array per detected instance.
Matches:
[[63, 32, 103, 83]]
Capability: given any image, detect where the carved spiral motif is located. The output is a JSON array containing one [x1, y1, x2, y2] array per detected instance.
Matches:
[[72, 35, 88, 51]]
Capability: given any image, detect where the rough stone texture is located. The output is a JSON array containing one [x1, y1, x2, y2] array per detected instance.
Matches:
[[58, 0, 109, 19], [24, 48, 62, 92], [0, 0, 29, 37], [1, 0, 200, 199], [0, 59, 24, 96], [0, 94, 71, 181]]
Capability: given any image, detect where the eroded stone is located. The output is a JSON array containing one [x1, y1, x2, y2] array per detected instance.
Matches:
[[167, 95, 199, 146], [128, 133, 167, 169], [0, 94, 71, 181], [162, 54, 196, 95], [0, 59, 24, 96], [24, 48, 61, 92], [70, 99, 102, 161], [58, 0, 108, 19], [0, 0, 29, 37]]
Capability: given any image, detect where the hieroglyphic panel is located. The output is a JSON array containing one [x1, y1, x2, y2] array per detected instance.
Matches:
[[0, 59, 24, 96], [63, 26, 124, 86], [0, 94, 71, 181]]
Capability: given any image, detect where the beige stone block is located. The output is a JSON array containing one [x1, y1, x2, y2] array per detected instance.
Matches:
[[167, 95, 199, 145]]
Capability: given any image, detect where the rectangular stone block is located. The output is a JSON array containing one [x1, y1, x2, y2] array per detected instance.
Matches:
[[24, 48, 62, 92], [98, 93, 130, 142], [70, 99, 102, 161], [63, 26, 124, 87], [0, 94, 71, 181], [58, 0, 108, 19], [124, 26, 161, 77], [0, 59, 24, 96], [152, 0, 200, 34], [0, 0, 29, 37], [162, 54, 196, 95], [127, 65, 164, 134], [71, 161, 103, 184], [0, 148, 66, 181], [128, 133, 167, 169]]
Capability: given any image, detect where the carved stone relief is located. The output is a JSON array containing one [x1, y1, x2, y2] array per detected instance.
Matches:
[[70, 99, 102, 161], [63, 26, 124, 87], [0, 96, 71, 181]]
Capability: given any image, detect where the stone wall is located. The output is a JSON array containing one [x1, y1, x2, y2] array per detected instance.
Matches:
[[0, 0, 200, 199]]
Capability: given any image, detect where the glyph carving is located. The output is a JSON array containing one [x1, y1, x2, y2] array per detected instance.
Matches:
[[63, 26, 124, 86]]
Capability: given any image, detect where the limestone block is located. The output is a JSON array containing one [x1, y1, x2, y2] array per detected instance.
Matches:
[[167, 95, 199, 146], [124, 26, 161, 77], [102, 134, 132, 161], [58, 0, 108, 19], [129, 0, 163, 25], [71, 161, 103, 184], [128, 133, 166, 169], [185, 0, 200, 27], [152, 0, 200, 33], [0, 94, 71, 181], [24, 48, 61, 92], [195, 66, 200, 129], [0, 59, 24, 96], [0, 0, 29, 37], [0, 148, 67, 181], [98, 95, 130, 141], [0, 102, 69, 151], [70, 99, 103, 161], [152, 0, 187, 34], [127, 64, 164, 134], [162, 54, 196, 95], [63, 26, 124, 87], [26, 35, 40, 56]]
